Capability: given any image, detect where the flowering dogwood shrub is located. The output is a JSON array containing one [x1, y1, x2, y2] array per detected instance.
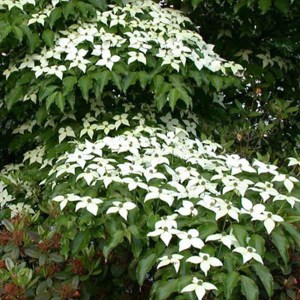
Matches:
[[0, 98, 300, 299], [0, 0, 300, 299]]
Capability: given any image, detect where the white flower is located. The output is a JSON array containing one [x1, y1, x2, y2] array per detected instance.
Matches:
[[273, 194, 300, 208], [66, 149, 94, 169], [215, 201, 240, 222], [241, 197, 266, 219], [113, 114, 130, 129], [69, 49, 91, 73], [155, 214, 178, 230], [177, 229, 204, 252], [128, 51, 147, 65], [221, 175, 253, 197], [76, 167, 100, 185], [253, 159, 278, 175], [272, 174, 298, 193], [175, 166, 199, 183], [250, 182, 278, 202], [147, 226, 179, 246], [75, 196, 103, 215], [176, 200, 198, 216], [3, 65, 18, 79], [186, 252, 222, 275], [110, 13, 126, 27], [252, 211, 284, 234], [9, 203, 34, 218], [92, 42, 111, 57], [46, 65, 67, 80], [161, 53, 181, 72], [96, 51, 121, 70], [157, 254, 183, 273], [83, 140, 104, 157], [226, 154, 256, 175], [52, 194, 81, 210], [106, 201, 136, 221], [233, 246, 264, 264], [288, 157, 300, 167], [145, 186, 175, 206], [98, 121, 115, 135], [206, 232, 238, 249], [122, 177, 148, 191], [143, 167, 167, 182], [181, 277, 217, 300], [0, 189, 15, 208], [80, 121, 99, 139], [58, 126, 76, 143], [28, 13, 47, 25]]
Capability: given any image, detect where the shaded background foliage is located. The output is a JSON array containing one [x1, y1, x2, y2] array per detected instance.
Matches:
[[164, 0, 300, 161]]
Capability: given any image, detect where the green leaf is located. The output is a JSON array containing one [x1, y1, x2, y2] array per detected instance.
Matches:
[[224, 271, 240, 299], [252, 263, 274, 298], [55, 92, 65, 112], [78, 76, 93, 100], [198, 222, 218, 239], [0, 25, 11, 43], [24, 246, 40, 259], [42, 29, 55, 48], [72, 231, 91, 254], [271, 228, 289, 264], [103, 230, 124, 258], [274, 0, 289, 14], [282, 222, 300, 249], [138, 71, 149, 89], [49, 253, 64, 263], [20, 25, 39, 53], [12, 26, 23, 43], [90, 70, 110, 96], [39, 85, 59, 101], [169, 74, 192, 107], [155, 279, 180, 300], [5, 258, 14, 271], [168, 88, 180, 110], [248, 234, 265, 256], [46, 91, 59, 110], [111, 72, 122, 91], [232, 224, 248, 247], [136, 251, 157, 286], [123, 72, 138, 92], [50, 7, 62, 27], [241, 275, 259, 300], [2, 219, 14, 232], [63, 76, 77, 95], [153, 75, 164, 93], [210, 75, 223, 91], [258, 0, 272, 13], [6, 86, 24, 110], [192, 0, 203, 9]]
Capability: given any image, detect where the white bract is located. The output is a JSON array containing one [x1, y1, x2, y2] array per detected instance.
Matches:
[[233, 246, 264, 264], [181, 277, 217, 300], [157, 254, 183, 273], [106, 201, 136, 221], [177, 229, 204, 252], [186, 252, 222, 275], [75, 196, 103, 216]]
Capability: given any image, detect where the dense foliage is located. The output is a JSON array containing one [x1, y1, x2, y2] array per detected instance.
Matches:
[[166, 0, 300, 160], [0, 0, 299, 299]]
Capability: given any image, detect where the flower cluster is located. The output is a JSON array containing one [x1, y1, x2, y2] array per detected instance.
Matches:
[[3, 0, 242, 82], [1, 98, 299, 299]]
